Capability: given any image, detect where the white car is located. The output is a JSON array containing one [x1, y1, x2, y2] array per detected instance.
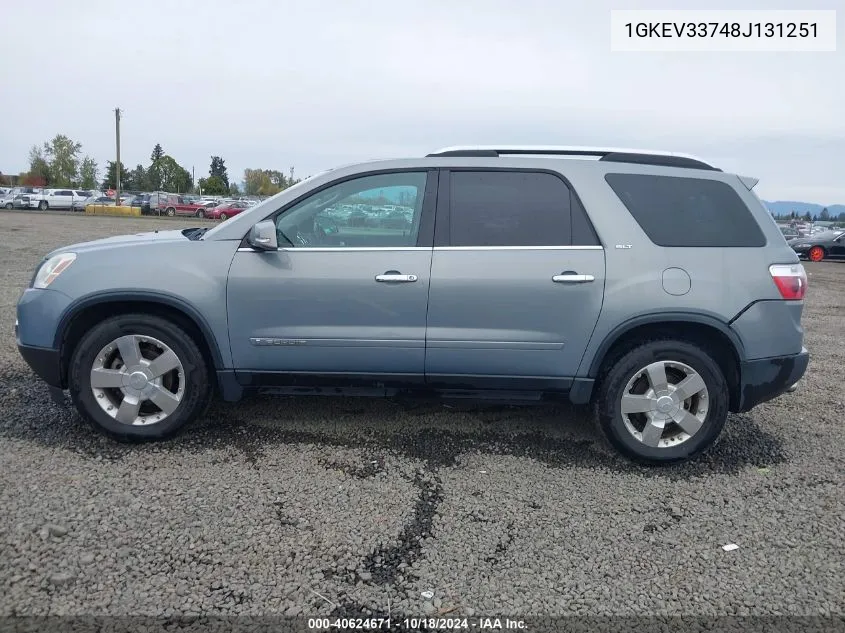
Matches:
[[31, 189, 91, 210], [3, 187, 43, 208]]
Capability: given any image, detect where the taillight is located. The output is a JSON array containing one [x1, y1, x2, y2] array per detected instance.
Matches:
[[769, 264, 807, 300]]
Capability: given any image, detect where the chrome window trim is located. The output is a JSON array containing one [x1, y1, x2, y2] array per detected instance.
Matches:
[[236, 245, 605, 253], [434, 245, 604, 251], [236, 247, 429, 253]]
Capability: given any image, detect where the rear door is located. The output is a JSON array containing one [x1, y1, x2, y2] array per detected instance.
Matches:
[[425, 169, 606, 389]]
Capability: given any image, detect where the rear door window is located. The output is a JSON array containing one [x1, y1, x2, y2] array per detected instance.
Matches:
[[446, 171, 576, 247], [605, 173, 766, 247]]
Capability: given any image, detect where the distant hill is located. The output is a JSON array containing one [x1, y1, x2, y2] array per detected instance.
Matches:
[[762, 200, 845, 219]]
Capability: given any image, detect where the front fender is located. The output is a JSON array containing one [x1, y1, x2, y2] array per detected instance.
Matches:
[[54, 290, 228, 368]]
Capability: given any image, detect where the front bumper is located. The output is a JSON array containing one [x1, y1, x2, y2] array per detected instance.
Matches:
[[18, 343, 66, 406], [18, 342, 62, 387], [736, 347, 809, 412]]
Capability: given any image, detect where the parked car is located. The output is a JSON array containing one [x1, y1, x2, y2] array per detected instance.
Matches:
[[779, 226, 799, 240], [146, 192, 188, 215], [31, 189, 90, 210], [2, 187, 42, 208], [125, 194, 152, 213], [206, 201, 249, 220], [15, 145, 808, 464], [162, 195, 207, 217], [193, 201, 220, 217], [75, 195, 115, 211], [790, 229, 845, 262], [2, 191, 18, 209], [13, 195, 34, 209], [71, 192, 106, 211]]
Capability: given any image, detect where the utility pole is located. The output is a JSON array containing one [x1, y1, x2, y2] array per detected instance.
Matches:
[[114, 108, 121, 203]]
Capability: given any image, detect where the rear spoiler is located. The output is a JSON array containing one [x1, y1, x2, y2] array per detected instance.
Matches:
[[738, 175, 759, 190]]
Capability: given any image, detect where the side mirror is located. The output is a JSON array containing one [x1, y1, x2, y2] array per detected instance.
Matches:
[[247, 220, 278, 251]]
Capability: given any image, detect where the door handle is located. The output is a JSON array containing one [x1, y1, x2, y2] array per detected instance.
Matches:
[[375, 272, 418, 283], [552, 273, 595, 283]]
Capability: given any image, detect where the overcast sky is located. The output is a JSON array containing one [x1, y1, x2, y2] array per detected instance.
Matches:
[[1, 0, 842, 203]]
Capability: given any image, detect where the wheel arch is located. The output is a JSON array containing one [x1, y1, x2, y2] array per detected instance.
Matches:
[[586, 312, 745, 411], [55, 291, 224, 388]]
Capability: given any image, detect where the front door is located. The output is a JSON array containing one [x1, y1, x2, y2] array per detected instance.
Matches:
[[425, 169, 606, 389], [227, 170, 437, 380]]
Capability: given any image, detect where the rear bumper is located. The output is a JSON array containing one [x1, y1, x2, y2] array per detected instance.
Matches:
[[736, 347, 809, 412]]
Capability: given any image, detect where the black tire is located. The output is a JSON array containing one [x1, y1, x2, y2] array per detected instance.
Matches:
[[596, 339, 728, 464], [165, 207, 175, 217], [39, 201, 48, 210], [69, 314, 212, 441], [219, 213, 228, 221], [4, 203, 11, 209], [196, 209, 205, 218]]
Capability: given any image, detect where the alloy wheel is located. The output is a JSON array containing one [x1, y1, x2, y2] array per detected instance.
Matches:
[[90, 334, 185, 426], [620, 360, 709, 448]]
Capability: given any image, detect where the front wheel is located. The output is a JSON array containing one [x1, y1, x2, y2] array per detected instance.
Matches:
[[596, 340, 728, 464], [69, 314, 212, 441], [808, 246, 825, 262], [196, 209, 205, 218], [219, 212, 228, 221], [165, 207, 175, 217], [39, 201, 48, 210]]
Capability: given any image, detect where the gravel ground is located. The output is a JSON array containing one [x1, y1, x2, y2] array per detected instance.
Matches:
[[0, 211, 843, 625]]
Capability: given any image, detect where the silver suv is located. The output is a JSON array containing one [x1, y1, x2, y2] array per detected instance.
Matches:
[[15, 146, 809, 463]]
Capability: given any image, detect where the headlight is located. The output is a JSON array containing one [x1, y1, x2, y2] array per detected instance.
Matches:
[[33, 253, 76, 289]]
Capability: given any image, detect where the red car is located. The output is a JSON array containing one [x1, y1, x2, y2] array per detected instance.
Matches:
[[162, 195, 207, 217], [206, 201, 250, 220]]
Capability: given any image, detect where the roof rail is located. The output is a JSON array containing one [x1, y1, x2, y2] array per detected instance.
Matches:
[[425, 145, 720, 171]]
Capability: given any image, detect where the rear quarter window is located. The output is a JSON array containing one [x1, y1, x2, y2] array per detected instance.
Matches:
[[605, 173, 766, 247]]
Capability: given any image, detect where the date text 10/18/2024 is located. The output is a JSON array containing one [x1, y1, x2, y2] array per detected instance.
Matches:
[[307, 617, 527, 630]]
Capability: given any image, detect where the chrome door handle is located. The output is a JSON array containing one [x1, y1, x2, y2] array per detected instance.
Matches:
[[375, 273, 418, 283], [552, 274, 595, 283]]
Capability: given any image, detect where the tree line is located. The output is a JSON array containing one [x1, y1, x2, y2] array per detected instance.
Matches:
[[772, 209, 845, 223], [1, 133, 302, 197]]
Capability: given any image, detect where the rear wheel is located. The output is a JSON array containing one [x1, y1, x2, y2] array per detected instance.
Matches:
[[39, 201, 48, 210], [165, 207, 175, 217], [597, 340, 728, 463], [196, 209, 205, 218], [808, 246, 825, 262], [219, 212, 228, 220], [69, 314, 212, 441], [4, 203, 11, 209]]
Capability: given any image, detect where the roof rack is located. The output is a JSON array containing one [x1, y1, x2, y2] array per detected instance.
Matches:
[[425, 145, 720, 171]]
